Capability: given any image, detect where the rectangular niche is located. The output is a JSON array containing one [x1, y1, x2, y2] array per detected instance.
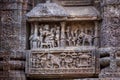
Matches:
[[28, 21, 99, 50], [26, 21, 99, 78]]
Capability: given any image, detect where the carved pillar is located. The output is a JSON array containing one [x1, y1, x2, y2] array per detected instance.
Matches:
[[94, 21, 99, 47], [60, 22, 66, 47], [32, 22, 38, 49]]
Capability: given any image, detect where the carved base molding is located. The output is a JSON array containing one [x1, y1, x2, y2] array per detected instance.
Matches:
[[26, 47, 99, 78]]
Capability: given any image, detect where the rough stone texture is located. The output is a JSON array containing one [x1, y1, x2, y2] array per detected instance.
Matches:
[[0, 0, 120, 80], [0, 0, 33, 80], [99, 0, 120, 78], [26, 3, 68, 17], [100, 0, 120, 47]]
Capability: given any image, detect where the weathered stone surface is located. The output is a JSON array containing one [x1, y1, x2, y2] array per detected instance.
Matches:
[[26, 3, 68, 17], [26, 48, 99, 78], [26, 3, 100, 77], [100, 1, 120, 47], [0, 0, 33, 80], [0, 0, 120, 79]]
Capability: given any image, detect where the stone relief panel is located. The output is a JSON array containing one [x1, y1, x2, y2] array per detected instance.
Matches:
[[31, 52, 92, 69], [29, 22, 97, 49], [65, 22, 95, 47], [100, 4, 120, 47], [27, 21, 99, 78], [26, 48, 99, 77]]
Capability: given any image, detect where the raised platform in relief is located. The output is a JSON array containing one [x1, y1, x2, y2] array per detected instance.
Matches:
[[26, 46, 99, 78], [53, 0, 92, 6]]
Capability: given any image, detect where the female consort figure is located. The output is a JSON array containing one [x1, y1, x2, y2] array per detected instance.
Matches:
[[55, 26, 60, 47], [48, 28, 55, 48], [29, 33, 39, 49], [66, 27, 72, 46], [71, 29, 78, 46], [38, 27, 43, 48]]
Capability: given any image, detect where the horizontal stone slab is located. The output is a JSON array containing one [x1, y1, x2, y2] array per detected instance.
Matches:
[[26, 48, 99, 78]]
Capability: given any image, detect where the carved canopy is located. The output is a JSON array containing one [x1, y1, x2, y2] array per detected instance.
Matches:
[[26, 2, 100, 21]]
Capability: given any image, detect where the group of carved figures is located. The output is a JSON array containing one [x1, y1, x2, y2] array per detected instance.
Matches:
[[29, 24, 94, 49], [65, 27, 94, 46], [29, 24, 60, 49], [31, 52, 92, 68]]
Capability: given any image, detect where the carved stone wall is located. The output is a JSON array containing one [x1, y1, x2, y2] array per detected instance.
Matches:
[[99, 0, 120, 78], [0, 0, 120, 80], [0, 0, 33, 80], [100, 0, 120, 47]]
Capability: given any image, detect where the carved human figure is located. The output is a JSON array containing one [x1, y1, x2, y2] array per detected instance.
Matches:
[[43, 25, 50, 36], [46, 53, 60, 68], [29, 33, 39, 49], [71, 52, 77, 68], [76, 56, 80, 68], [65, 53, 73, 68], [41, 25, 52, 48], [44, 35, 51, 48], [71, 31, 77, 46], [31, 58, 36, 68], [47, 29, 55, 48], [30, 23, 40, 49], [36, 53, 46, 68], [38, 27, 43, 48], [60, 53, 66, 68], [77, 29, 85, 46], [55, 26, 60, 47], [66, 27, 72, 46]]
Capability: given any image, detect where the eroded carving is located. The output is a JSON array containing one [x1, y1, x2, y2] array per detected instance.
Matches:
[[29, 22, 96, 49], [30, 51, 93, 69], [27, 49, 97, 75], [1, 11, 18, 24]]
